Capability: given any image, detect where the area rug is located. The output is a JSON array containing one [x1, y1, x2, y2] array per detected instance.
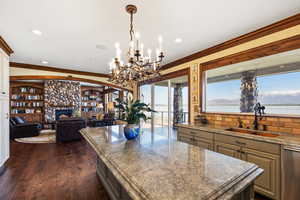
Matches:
[[15, 129, 56, 144]]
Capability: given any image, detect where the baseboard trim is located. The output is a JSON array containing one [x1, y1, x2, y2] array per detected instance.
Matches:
[[0, 164, 6, 176]]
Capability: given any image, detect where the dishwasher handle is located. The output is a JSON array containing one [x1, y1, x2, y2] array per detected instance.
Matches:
[[283, 145, 300, 152]]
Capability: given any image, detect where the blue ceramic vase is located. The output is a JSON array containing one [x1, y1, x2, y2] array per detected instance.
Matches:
[[124, 124, 140, 140]]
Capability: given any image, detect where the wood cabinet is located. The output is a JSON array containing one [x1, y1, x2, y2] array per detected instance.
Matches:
[[0, 48, 10, 169], [215, 132, 281, 200], [177, 128, 214, 150], [242, 148, 280, 200], [96, 157, 133, 200], [214, 141, 241, 159], [0, 97, 10, 166], [177, 126, 281, 200], [0, 50, 9, 96]]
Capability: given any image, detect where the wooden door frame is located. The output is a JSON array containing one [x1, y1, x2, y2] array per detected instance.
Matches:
[[138, 68, 191, 123]]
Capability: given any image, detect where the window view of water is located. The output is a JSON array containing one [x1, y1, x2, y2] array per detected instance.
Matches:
[[206, 69, 300, 116], [206, 105, 300, 115]]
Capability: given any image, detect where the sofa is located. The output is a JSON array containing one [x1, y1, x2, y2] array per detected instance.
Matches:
[[10, 117, 41, 139], [56, 118, 86, 142], [87, 118, 116, 127]]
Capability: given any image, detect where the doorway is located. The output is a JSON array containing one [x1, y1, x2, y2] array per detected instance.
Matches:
[[139, 75, 189, 138]]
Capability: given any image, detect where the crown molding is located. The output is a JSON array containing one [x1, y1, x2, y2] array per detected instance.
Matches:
[[10, 62, 110, 78], [161, 13, 300, 70], [10, 75, 132, 92], [138, 68, 189, 86], [201, 34, 300, 71], [0, 36, 14, 56]]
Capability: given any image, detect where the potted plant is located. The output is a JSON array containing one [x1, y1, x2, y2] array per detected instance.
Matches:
[[115, 95, 155, 140]]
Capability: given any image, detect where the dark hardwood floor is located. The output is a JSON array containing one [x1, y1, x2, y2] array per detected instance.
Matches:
[[0, 140, 110, 200], [0, 140, 269, 200]]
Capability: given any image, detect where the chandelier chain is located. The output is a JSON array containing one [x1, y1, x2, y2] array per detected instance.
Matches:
[[129, 12, 134, 41]]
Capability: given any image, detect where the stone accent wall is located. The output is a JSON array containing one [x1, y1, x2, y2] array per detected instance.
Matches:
[[240, 71, 258, 113], [173, 84, 184, 126], [44, 80, 81, 122], [195, 113, 300, 134]]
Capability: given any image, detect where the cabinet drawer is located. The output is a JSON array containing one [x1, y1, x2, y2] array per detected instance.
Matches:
[[194, 138, 214, 150], [178, 135, 194, 145], [214, 141, 241, 159], [178, 127, 198, 136], [178, 128, 213, 140], [178, 131, 194, 139], [215, 134, 280, 155], [194, 131, 213, 140]]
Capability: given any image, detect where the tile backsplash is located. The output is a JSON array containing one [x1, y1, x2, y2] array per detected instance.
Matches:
[[196, 113, 300, 134]]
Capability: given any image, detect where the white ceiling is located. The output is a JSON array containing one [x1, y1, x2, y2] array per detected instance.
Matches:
[[1, 0, 299, 74]]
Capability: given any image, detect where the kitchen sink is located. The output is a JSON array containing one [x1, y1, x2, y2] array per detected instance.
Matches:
[[226, 128, 279, 138]]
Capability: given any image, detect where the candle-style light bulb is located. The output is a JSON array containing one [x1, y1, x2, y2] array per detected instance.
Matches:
[[140, 43, 144, 57], [135, 32, 140, 50], [116, 49, 121, 60], [115, 42, 121, 60], [158, 35, 163, 51], [129, 41, 134, 58], [147, 49, 152, 62], [135, 32, 140, 40], [156, 48, 160, 61]]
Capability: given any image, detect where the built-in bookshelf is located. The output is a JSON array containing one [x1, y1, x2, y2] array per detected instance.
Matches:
[[81, 86, 104, 113], [10, 82, 44, 123]]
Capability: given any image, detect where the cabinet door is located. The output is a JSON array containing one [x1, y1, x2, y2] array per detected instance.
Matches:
[[177, 131, 194, 145], [0, 52, 3, 95], [1, 53, 9, 96], [214, 141, 241, 159], [0, 98, 10, 165], [243, 148, 280, 200], [195, 138, 214, 151]]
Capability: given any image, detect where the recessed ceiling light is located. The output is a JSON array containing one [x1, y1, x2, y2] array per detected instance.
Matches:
[[41, 61, 48, 64], [32, 29, 42, 36], [175, 38, 183, 43]]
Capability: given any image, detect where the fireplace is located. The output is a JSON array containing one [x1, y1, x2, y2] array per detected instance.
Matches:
[[55, 109, 73, 121]]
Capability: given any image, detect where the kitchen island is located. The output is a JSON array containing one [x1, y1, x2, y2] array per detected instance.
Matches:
[[80, 125, 263, 200]]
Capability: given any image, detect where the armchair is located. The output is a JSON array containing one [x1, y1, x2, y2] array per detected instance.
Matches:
[[56, 118, 86, 142], [10, 117, 41, 139]]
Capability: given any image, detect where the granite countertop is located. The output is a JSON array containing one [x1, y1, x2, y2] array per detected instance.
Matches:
[[80, 125, 262, 200], [176, 123, 300, 147]]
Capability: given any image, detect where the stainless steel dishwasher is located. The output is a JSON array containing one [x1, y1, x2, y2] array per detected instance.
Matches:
[[282, 145, 300, 200]]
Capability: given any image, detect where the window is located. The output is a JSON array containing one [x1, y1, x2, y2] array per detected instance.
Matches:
[[206, 79, 241, 113], [204, 48, 300, 116], [257, 72, 300, 115]]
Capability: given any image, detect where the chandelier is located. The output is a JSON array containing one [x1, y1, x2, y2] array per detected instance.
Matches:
[[108, 5, 165, 87]]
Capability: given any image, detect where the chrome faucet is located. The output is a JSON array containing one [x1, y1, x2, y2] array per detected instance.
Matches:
[[253, 102, 265, 130]]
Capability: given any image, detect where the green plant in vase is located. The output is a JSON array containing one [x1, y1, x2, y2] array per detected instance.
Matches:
[[115, 94, 155, 140]]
